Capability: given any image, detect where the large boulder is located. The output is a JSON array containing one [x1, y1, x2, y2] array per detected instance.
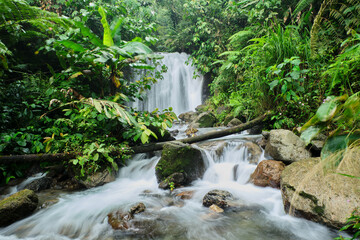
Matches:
[[265, 129, 311, 163], [0, 189, 38, 227], [237, 142, 262, 164], [203, 190, 233, 208], [79, 169, 116, 189], [197, 140, 228, 157], [158, 172, 186, 190], [155, 142, 205, 187], [227, 118, 242, 127], [280, 156, 360, 228], [178, 111, 199, 123], [190, 112, 216, 128], [22, 177, 52, 192], [249, 160, 285, 188]]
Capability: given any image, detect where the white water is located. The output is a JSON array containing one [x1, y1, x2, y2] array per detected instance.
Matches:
[[130, 52, 204, 115], [0, 133, 336, 240]]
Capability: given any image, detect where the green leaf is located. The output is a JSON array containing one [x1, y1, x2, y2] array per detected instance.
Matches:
[[321, 135, 348, 160], [98, 6, 114, 47], [316, 101, 338, 122], [140, 132, 149, 144], [57, 40, 86, 52], [93, 153, 99, 161], [300, 126, 322, 145], [16, 139, 27, 147], [93, 100, 102, 113], [269, 80, 279, 90], [122, 42, 152, 55]]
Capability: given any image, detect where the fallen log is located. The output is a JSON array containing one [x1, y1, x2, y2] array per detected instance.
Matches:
[[0, 112, 270, 163], [0, 153, 76, 164], [132, 111, 270, 153]]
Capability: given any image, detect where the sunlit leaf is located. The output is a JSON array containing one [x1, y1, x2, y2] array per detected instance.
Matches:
[[316, 101, 337, 122]]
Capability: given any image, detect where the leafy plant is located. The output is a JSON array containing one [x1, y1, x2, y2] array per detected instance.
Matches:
[[301, 92, 360, 161], [336, 210, 360, 240]]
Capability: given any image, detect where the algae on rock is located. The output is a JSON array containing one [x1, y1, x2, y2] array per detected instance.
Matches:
[[155, 142, 205, 186]]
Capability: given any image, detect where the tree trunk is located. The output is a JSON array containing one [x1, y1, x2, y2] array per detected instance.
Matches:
[[0, 112, 270, 164]]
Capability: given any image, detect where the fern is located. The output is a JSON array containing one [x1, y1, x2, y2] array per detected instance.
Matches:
[[0, 0, 73, 43], [293, 0, 315, 16]]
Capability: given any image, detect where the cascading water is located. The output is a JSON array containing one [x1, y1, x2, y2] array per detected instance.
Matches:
[[130, 52, 204, 115], [0, 132, 337, 240]]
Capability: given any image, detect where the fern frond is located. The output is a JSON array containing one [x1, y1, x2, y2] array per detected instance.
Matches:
[[293, 0, 315, 16]]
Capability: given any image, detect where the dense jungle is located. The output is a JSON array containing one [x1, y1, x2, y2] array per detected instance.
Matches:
[[0, 0, 360, 239]]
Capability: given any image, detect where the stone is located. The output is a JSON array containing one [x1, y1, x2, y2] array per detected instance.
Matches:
[[249, 160, 285, 188], [79, 169, 116, 189], [155, 142, 205, 186], [108, 202, 146, 230], [129, 202, 146, 215], [195, 104, 206, 112], [158, 172, 186, 190], [242, 142, 263, 164], [223, 114, 234, 126], [249, 124, 263, 135], [280, 154, 360, 228], [176, 191, 194, 200], [40, 199, 59, 209], [197, 140, 228, 157], [227, 118, 242, 127], [209, 204, 224, 213], [190, 112, 216, 128], [185, 127, 198, 137], [22, 177, 52, 192], [265, 129, 311, 163], [0, 189, 38, 227], [203, 190, 233, 208], [178, 111, 199, 123]]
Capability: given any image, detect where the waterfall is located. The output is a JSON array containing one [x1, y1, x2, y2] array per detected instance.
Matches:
[[130, 52, 204, 115]]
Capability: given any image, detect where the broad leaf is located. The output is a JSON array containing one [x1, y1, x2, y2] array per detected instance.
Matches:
[[98, 6, 114, 47], [316, 101, 337, 122], [300, 126, 322, 145], [122, 42, 152, 55], [57, 40, 86, 52]]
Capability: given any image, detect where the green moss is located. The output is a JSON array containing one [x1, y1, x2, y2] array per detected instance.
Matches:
[[155, 143, 204, 183]]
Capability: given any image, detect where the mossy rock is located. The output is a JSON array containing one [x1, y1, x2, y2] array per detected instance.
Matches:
[[155, 142, 205, 185], [0, 189, 38, 227], [190, 112, 216, 128]]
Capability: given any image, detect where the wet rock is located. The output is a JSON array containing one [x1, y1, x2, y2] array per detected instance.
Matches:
[[129, 202, 146, 215], [40, 199, 59, 209], [195, 104, 206, 112], [22, 177, 52, 192], [155, 142, 205, 187], [227, 118, 242, 127], [240, 142, 262, 164], [169, 129, 179, 137], [265, 129, 311, 163], [203, 190, 233, 208], [190, 112, 216, 128], [281, 155, 360, 228], [178, 111, 199, 123], [185, 127, 198, 137], [158, 172, 186, 190], [0, 189, 38, 227], [223, 114, 234, 126], [197, 140, 228, 157], [249, 160, 285, 188], [108, 203, 146, 230], [176, 190, 194, 200], [209, 204, 224, 213], [249, 124, 263, 135], [79, 169, 116, 189]]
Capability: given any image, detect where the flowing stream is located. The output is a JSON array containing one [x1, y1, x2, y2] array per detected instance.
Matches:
[[0, 132, 337, 240], [130, 52, 204, 115], [0, 52, 338, 240]]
